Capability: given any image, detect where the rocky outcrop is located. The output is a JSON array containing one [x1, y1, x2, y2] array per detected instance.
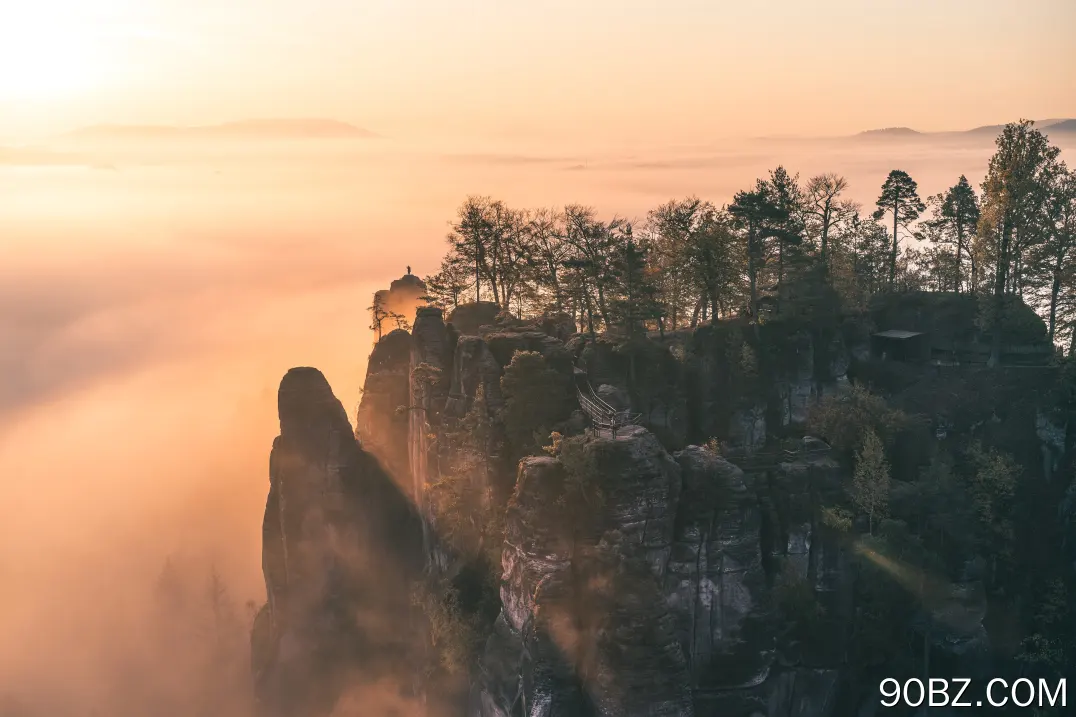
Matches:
[[372, 272, 428, 330], [666, 446, 772, 690], [355, 328, 412, 491], [448, 301, 504, 335], [253, 367, 426, 717], [686, 321, 852, 453], [476, 429, 696, 716], [447, 336, 506, 417]]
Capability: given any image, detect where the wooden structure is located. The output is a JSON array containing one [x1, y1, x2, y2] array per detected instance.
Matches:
[[574, 367, 640, 438], [871, 329, 929, 362]]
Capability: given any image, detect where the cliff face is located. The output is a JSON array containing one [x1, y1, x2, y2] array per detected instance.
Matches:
[[253, 367, 426, 717], [346, 303, 854, 716], [474, 428, 844, 717], [265, 287, 1069, 716], [355, 328, 412, 491], [480, 430, 695, 717]]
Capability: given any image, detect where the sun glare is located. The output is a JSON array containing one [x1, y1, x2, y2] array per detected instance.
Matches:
[[0, 7, 106, 100]]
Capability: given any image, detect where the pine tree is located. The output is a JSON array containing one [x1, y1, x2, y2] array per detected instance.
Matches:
[[873, 170, 925, 288], [729, 180, 788, 319], [766, 166, 806, 286], [938, 176, 980, 292]]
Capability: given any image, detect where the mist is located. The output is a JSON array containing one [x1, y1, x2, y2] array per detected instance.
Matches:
[[1, 129, 1073, 714]]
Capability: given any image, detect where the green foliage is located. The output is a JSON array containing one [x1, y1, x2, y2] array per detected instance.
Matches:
[[557, 435, 605, 511], [820, 506, 854, 533], [806, 383, 907, 455], [411, 362, 443, 391], [1017, 579, 1072, 681], [851, 428, 891, 534], [410, 573, 492, 676], [500, 351, 568, 457], [961, 441, 1018, 555]]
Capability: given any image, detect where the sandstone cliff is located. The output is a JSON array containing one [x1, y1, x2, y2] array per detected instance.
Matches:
[[253, 367, 426, 717], [258, 286, 1071, 717]]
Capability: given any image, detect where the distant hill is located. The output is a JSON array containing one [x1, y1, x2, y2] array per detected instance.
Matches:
[[1044, 119, 1076, 135], [854, 119, 1076, 140], [855, 127, 923, 138], [63, 119, 379, 141]]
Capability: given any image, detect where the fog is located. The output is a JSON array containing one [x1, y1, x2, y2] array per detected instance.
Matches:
[[1, 130, 1072, 714]]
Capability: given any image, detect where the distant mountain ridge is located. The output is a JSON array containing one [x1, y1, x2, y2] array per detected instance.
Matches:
[[63, 118, 379, 141], [855, 118, 1075, 139]]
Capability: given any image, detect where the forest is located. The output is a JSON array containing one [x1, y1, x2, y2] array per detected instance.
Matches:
[[414, 120, 1074, 360]]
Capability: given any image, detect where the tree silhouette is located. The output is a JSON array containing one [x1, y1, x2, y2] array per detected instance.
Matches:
[[873, 170, 925, 288], [804, 173, 850, 266], [981, 120, 1061, 363]]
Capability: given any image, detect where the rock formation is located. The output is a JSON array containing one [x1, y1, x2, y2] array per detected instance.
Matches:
[[256, 287, 1072, 717], [253, 367, 426, 717]]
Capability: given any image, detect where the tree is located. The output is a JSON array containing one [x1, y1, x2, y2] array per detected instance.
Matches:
[[766, 166, 807, 286], [1027, 164, 1076, 344], [369, 293, 390, 339], [728, 180, 789, 319], [609, 226, 663, 337], [937, 176, 980, 293], [804, 173, 850, 265], [980, 120, 1062, 364], [561, 204, 620, 333], [424, 254, 473, 309], [873, 170, 925, 288], [851, 428, 891, 535], [647, 197, 709, 328], [445, 196, 530, 308], [523, 207, 569, 312]]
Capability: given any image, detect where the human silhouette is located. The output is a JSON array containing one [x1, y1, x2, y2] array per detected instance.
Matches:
[[406, 265, 411, 275]]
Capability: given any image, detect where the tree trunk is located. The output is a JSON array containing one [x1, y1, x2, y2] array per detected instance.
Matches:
[[889, 201, 899, 288], [988, 220, 1012, 367], [548, 260, 562, 311], [955, 222, 964, 293], [1049, 264, 1062, 344], [749, 227, 759, 319], [820, 202, 831, 265], [595, 277, 610, 329], [970, 250, 978, 295], [778, 238, 784, 288]]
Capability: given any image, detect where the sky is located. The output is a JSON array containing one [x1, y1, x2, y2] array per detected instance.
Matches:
[[1, 0, 1074, 143]]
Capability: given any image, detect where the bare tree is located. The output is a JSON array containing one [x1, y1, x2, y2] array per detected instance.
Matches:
[[804, 173, 849, 265]]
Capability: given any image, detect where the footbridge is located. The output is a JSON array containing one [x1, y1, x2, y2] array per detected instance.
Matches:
[[573, 367, 641, 438]]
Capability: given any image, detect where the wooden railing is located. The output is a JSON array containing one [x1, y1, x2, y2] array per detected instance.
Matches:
[[574, 368, 640, 437]]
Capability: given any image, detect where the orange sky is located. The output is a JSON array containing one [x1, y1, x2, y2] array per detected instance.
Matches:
[[2, 0, 1074, 143]]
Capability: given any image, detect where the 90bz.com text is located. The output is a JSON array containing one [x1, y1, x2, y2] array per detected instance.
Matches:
[[880, 677, 1066, 709]]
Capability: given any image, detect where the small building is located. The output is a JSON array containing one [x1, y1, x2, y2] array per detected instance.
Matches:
[[871, 329, 929, 362]]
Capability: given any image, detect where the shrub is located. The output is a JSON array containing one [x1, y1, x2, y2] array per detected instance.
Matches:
[[501, 351, 570, 457]]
